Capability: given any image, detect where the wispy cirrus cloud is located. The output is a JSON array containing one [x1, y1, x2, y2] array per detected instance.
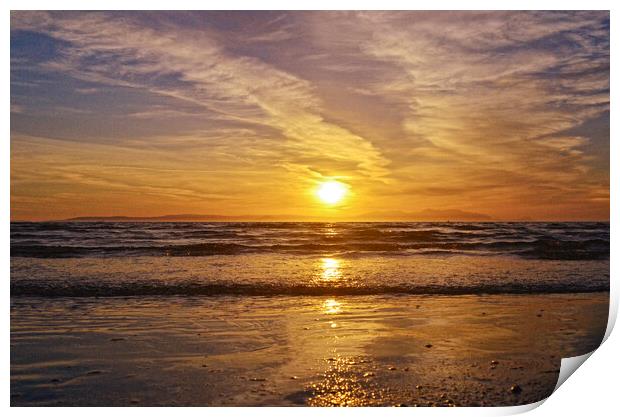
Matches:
[[11, 11, 390, 178], [288, 11, 609, 218], [10, 11, 609, 220]]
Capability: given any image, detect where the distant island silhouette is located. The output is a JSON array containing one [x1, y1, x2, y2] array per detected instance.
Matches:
[[64, 209, 493, 222]]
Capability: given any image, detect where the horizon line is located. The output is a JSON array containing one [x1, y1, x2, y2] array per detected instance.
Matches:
[[10, 216, 611, 223]]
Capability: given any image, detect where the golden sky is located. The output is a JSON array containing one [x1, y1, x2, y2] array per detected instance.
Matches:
[[11, 11, 609, 221]]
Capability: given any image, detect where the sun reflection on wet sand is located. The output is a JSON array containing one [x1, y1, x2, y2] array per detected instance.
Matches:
[[9, 294, 609, 406], [306, 356, 390, 406], [320, 258, 341, 281]]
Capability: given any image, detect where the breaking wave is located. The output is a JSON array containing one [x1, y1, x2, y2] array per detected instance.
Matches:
[[11, 221, 609, 260]]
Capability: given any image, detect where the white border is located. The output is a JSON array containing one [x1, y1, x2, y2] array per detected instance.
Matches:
[[4, 1, 616, 416]]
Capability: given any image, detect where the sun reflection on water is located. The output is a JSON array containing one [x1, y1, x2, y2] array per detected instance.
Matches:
[[322, 224, 338, 236], [321, 258, 341, 281], [322, 299, 342, 315]]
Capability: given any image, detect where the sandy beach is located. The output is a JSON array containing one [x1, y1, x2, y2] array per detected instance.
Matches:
[[11, 292, 608, 406]]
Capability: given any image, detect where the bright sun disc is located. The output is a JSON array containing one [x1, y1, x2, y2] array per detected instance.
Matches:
[[317, 181, 347, 204]]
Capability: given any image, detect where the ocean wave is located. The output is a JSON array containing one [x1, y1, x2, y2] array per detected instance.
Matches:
[[10, 222, 609, 260], [10, 281, 609, 297], [10, 238, 609, 260]]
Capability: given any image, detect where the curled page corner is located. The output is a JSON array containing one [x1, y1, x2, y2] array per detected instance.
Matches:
[[496, 351, 597, 416], [502, 291, 615, 414], [547, 289, 616, 395], [553, 351, 595, 393]]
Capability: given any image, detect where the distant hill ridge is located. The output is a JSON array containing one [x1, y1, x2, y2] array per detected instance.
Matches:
[[67, 214, 280, 222], [65, 209, 493, 222]]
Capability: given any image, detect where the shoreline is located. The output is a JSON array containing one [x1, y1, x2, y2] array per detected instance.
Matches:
[[11, 292, 608, 406], [10, 254, 610, 297], [9, 289, 612, 298]]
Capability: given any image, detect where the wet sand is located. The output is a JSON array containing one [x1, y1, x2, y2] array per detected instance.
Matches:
[[11, 293, 608, 406]]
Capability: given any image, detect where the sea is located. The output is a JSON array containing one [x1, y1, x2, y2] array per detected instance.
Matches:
[[10, 221, 611, 406], [10, 222, 610, 296]]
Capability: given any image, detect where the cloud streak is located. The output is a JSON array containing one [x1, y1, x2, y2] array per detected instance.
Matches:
[[10, 11, 609, 220]]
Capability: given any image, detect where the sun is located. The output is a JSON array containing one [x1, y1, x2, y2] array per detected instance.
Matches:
[[316, 181, 347, 204]]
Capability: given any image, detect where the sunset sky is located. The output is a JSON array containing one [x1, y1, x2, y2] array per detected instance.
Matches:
[[10, 11, 609, 221]]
